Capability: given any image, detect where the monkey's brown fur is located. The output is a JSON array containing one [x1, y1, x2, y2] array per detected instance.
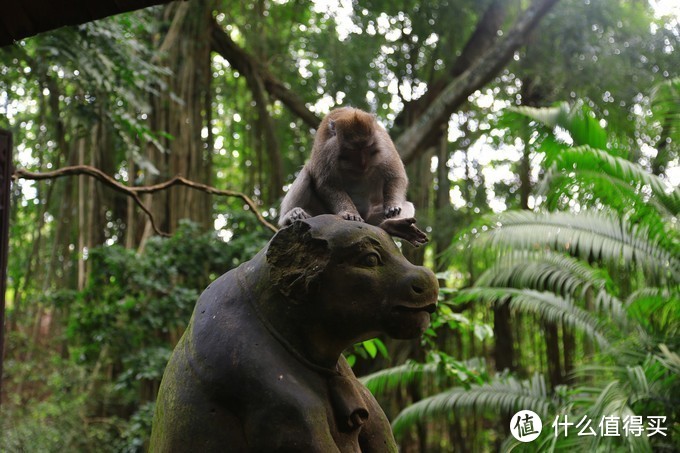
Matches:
[[279, 107, 427, 246]]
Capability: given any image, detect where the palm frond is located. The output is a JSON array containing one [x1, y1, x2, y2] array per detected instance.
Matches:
[[475, 251, 626, 323], [476, 251, 596, 294], [509, 101, 609, 150], [456, 287, 610, 347], [545, 145, 680, 216], [651, 77, 680, 145], [625, 288, 680, 341], [391, 374, 556, 436], [360, 357, 487, 396], [625, 287, 678, 306], [537, 167, 677, 232], [573, 353, 679, 406], [361, 362, 438, 396], [477, 210, 679, 281], [657, 344, 680, 375], [587, 381, 652, 453]]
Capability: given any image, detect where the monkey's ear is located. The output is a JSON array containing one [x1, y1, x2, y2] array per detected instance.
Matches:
[[328, 120, 337, 136], [267, 220, 330, 303]]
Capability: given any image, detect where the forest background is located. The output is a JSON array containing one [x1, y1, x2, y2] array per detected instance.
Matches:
[[0, 0, 678, 451]]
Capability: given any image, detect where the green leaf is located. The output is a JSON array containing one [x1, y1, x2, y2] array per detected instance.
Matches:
[[510, 101, 609, 150], [362, 340, 378, 359]]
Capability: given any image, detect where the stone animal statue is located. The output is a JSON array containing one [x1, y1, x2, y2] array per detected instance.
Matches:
[[150, 215, 438, 452]]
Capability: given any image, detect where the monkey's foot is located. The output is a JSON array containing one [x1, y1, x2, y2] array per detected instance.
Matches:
[[378, 217, 428, 247], [338, 211, 364, 222], [283, 207, 312, 225], [384, 206, 402, 218]]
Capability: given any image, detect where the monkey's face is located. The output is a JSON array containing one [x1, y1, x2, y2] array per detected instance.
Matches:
[[337, 138, 380, 175], [301, 216, 439, 342]]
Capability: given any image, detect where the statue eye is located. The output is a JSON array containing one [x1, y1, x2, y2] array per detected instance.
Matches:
[[360, 253, 381, 267]]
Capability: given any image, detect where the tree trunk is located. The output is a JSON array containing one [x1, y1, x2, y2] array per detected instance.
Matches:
[[583, 286, 594, 358], [210, 19, 320, 129], [402, 147, 434, 266], [562, 322, 574, 381], [544, 321, 562, 388], [77, 135, 87, 291], [244, 67, 283, 204], [434, 126, 452, 273], [493, 299, 515, 372], [519, 126, 532, 210], [140, 0, 214, 244], [493, 299, 515, 439]]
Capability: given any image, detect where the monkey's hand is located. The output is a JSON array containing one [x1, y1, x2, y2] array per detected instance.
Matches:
[[338, 211, 364, 222], [384, 206, 402, 218], [283, 207, 312, 225], [378, 217, 428, 247]]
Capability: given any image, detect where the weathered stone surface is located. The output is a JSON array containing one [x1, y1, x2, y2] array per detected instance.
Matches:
[[150, 215, 438, 452]]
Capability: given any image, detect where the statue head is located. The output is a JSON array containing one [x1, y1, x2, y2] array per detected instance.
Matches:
[[266, 215, 439, 342]]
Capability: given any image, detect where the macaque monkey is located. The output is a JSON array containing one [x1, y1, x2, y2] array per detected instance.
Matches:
[[279, 107, 427, 246]]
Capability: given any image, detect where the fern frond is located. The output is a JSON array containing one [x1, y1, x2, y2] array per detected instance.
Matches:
[[475, 251, 626, 323], [657, 344, 680, 375], [476, 251, 594, 294], [549, 146, 680, 215], [361, 362, 437, 396], [539, 166, 678, 226], [478, 210, 679, 281], [625, 287, 678, 306], [510, 101, 609, 150], [360, 357, 487, 396], [588, 382, 652, 453], [392, 374, 556, 436], [651, 77, 680, 144], [456, 287, 610, 347], [625, 288, 680, 340]]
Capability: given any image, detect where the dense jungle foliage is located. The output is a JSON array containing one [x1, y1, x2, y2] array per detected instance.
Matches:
[[1, 0, 678, 451]]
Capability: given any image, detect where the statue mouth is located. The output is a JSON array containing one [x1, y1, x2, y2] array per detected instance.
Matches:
[[392, 303, 437, 314]]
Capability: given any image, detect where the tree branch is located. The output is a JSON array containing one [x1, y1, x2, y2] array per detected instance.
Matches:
[[396, 0, 509, 132], [154, 2, 191, 62], [131, 174, 278, 234], [209, 18, 320, 129], [395, 0, 559, 164], [12, 165, 279, 236]]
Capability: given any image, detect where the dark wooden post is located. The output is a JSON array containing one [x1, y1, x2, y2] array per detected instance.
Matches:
[[0, 130, 12, 406]]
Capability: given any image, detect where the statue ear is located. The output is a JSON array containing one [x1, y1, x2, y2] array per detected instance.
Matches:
[[267, 220, 330, 303]]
